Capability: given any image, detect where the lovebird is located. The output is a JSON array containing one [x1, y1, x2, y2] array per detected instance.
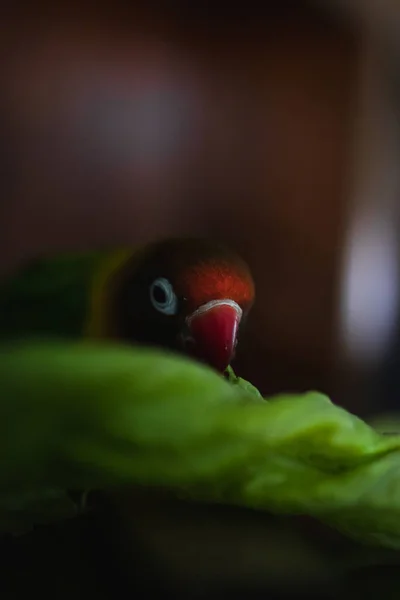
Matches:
[[0, 237, 255, 373], [0, 237, 256, 594]]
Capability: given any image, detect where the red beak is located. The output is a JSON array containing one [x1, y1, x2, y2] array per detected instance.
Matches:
[[185, 301, 242, 373]]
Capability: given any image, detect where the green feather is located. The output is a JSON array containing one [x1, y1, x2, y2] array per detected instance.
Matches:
[[0, 251, 116, 340]]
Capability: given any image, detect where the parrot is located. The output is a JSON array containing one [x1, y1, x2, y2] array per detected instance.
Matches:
[[0, 237, 255, 374], [5, 243, 400, 596], [0, 237, 256, 595]]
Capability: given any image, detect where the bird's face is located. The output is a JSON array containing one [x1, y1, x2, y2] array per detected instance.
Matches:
[[111, 238, 255, 374]]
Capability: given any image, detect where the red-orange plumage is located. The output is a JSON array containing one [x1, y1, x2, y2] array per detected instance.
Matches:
[[180, 262, 254, 313], [111, 237, 255, 372]]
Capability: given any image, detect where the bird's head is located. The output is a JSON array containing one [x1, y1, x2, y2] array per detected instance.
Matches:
[[110, 238, 255, 374]]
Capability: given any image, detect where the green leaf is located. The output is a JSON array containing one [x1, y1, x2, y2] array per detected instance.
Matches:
[[2, 338, 400, 548], [225, 365, 264, 400]]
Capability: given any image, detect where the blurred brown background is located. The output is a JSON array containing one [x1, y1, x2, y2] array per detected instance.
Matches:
[[3, 2, 400, 599], [1, 2, 399, 408]]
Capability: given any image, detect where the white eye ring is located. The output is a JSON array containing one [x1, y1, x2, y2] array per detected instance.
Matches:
[[149, 277, 178, 316]]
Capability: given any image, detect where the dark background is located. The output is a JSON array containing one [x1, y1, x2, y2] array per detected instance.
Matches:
[[2, 2, 400, 598], [0, 1, 360, 400]]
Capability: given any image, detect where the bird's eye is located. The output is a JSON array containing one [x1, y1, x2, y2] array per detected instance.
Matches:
[[149, 277, 178, 316]]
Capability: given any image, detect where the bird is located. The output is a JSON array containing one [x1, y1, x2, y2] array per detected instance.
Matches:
[[0, 238, 256, 598], [0, 237, 255, 374]]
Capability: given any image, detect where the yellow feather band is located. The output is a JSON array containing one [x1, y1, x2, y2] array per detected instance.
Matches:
[[84, 248, 137, 339]]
